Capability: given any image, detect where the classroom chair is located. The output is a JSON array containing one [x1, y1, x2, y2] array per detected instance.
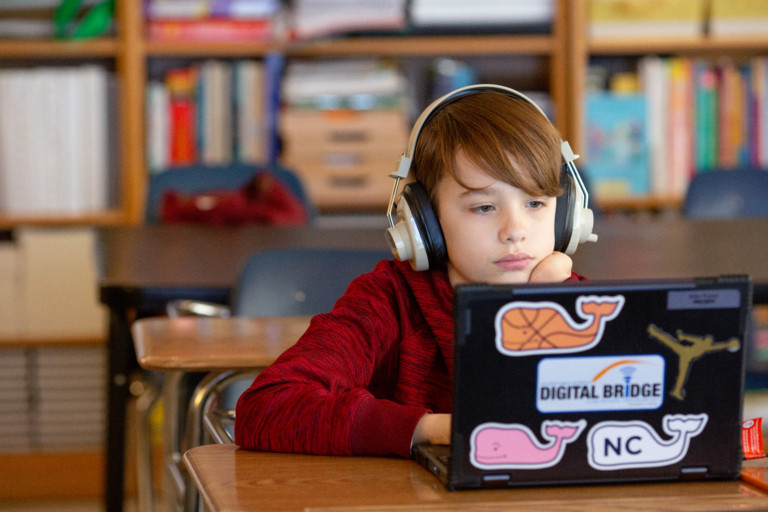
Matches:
[[191, 247, 393, 443], [683, 167, 768, 390], [683, 167, 768, 219], [144, 162, 315, 224]]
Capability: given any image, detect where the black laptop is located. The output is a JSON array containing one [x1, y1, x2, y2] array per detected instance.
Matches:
[[413, 276, 752, 490]]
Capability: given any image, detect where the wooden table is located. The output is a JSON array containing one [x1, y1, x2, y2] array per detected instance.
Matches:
[[131, 316, 312, 512], [183, 444, 768, 512], [97, 217, 768, 512]]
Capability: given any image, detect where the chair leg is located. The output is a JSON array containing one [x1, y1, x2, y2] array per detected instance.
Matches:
[[134, 380, 159, 512]]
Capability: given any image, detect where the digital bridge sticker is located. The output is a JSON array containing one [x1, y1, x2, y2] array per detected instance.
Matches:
[[587, 413, 708, 470], [536, 355, 666, 413], [495, 295, 625, 356], [470, 419, 587, 470]]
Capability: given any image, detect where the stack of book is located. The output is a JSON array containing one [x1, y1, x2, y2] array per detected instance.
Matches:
[[145, 0, 280, 42], [146, 55, 283, 172], [0, 66, 113, 215], [279, 59, 409, 210], [286, 0, 406, 40], [0, 348, 31, 453], [409, 0, 553, 33], [31, 346, 106, 452], [0, 346, 106, 453]]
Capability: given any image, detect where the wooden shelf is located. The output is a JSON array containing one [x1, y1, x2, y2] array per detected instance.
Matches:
[[0, 210, 127, 229], [590, 36, 768, 55], [0, 38, 119, 58], [0, 451, 104, 500], [286, 34, 556, 57], [597, 196, 684, 212]]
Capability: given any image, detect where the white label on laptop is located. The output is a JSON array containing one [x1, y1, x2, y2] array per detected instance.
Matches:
[[537, 355, 665, 413], [667, 289, 741, 309]]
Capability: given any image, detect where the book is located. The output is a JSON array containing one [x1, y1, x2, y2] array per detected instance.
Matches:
[[666, 58, 695, 198], [288, 0, 406, 40], [638, 56, 670, 197], [166, 68, 197, 165], [710, 0, 768, 37], [585, 91, 651, 198], [145, 0, 280, 19], [146, 81, 170, 173], [694, 60, 718, 172], [234, 59, 266, 163], [198, 60, 233, 165], [410, 0, 552, 28], [146, 18, 273, 41]]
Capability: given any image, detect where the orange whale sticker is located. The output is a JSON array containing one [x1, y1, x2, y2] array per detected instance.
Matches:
[[494, 295, 625, 356]]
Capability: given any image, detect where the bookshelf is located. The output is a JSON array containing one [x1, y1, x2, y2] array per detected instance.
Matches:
[[1, 1, 767, 224], [572, 0, 768, 212], [0, 0, 578, 226]]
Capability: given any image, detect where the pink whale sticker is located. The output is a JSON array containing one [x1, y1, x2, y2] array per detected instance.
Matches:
[[470, 419, 587, 470]]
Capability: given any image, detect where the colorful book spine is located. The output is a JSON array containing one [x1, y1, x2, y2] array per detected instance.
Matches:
[[166, 68, 197, 165]]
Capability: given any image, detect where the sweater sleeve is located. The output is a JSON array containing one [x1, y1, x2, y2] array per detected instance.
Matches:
[[234, 262, 431, 457]]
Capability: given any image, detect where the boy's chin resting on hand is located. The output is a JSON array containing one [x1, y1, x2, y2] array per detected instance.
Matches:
[[529, 252, 573, 283]]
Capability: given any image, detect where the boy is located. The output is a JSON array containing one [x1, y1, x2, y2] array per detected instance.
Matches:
[[235, 86, 588, 458]]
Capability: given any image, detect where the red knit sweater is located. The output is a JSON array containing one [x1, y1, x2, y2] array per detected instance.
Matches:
[[234, 259, 585, 458]]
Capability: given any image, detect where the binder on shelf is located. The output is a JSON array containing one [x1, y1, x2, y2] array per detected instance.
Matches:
[[589, 0, 706, 39], [709, 0, 768, 37], [409, 0, 552, 33]]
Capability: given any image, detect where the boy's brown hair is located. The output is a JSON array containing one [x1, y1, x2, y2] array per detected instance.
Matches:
[[411, 91, 563, 206]]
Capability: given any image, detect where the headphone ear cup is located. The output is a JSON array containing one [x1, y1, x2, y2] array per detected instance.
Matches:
[[554, 166, 576, 254], [401, 182, 447, 269]]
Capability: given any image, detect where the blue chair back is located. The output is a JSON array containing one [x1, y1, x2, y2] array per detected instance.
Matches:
[[145, 163, 313, 223], [683, 168, 768, 219], [231, 248, 392, 317]]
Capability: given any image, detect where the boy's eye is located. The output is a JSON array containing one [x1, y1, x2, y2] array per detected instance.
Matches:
[[472, 204, 495, 213], [527, 199, 546, 209]]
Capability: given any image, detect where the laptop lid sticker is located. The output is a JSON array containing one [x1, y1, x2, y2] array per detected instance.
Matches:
[[587, 413, 708, 471], [470, 420, 587, 470], [648, 323, 741, 400], [495, 295, 625, 356], [536, 355, 665, 413]]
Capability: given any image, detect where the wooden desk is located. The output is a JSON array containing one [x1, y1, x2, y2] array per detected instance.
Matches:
[[97, 218, 768, 512], [571, 217, 768, 302], [97, 224, 386, 512], [183, 444, 768, 512], [132, 316, 311, 511], [132, 316, 310, 372]]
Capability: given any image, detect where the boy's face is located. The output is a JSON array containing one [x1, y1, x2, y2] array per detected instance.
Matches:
[[436, 151, 557, 287]]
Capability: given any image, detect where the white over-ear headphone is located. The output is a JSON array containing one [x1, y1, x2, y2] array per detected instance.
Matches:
[[385, 84, 597, 271]]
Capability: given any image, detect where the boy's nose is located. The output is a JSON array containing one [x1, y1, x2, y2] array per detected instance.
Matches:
[[499, 213, 526, 244]]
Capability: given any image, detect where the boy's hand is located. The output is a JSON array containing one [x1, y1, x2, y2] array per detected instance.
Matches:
[[412, 413, 451, 446], [529, 252, 573, 283]]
